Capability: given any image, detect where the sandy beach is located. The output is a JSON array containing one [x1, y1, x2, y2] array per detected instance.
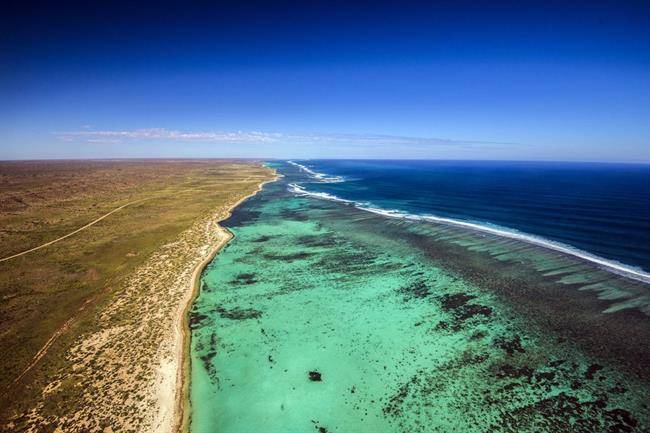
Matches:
[[172, 176, 278, 433]]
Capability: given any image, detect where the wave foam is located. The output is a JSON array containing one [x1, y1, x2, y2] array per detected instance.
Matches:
[[288, 183, 650, 284], [288, 183, 355, 203], [287, 160, 346, 183]]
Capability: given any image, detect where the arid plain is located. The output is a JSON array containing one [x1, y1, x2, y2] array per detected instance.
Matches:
[[0, 159, 275, 432]]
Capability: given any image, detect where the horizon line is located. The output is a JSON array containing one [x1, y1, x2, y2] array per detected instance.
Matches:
[[1, 157, 649, 165]]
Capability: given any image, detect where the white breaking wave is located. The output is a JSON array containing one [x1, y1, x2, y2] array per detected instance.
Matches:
[[288, 183, 355, 203], [288, 182, 650, 284], [287, 160, 346, 183]]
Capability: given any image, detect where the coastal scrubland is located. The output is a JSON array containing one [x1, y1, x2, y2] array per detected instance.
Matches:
[[0, 159, 274, 432]]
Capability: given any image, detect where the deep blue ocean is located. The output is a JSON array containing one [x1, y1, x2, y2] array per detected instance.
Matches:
[[286, 160, 650, 278]]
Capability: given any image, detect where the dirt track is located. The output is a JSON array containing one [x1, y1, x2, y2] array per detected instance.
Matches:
[[0, 197, 152, 263]]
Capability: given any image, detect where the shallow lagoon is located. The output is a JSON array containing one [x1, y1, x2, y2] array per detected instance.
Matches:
[[190, 163, 650, 433]]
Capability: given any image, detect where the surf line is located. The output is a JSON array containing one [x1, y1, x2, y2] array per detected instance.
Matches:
[[288, 182, 650, 284], [287, 160, 345, 183]]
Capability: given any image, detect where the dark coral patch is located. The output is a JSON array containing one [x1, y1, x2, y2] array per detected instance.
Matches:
[[263, 251, 314, 261], [437, 292, 493, 327], [189, 311, 209, 329], [297, 235, 338, 248], [230, 273, 257, 285], [216, 306, 262, 320], [494, 335, 526, 355], [397, 281, 431, 301], [585, 363, 604, 380], [494, 363, 535, 382], [279, 209, 309, 221], [439, 293, 476, 310], [223, 208, 262, 227], [492, 392, 638, 433], [200, 333, 219, 385]]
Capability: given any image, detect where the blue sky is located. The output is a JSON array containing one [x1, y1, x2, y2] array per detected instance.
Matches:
[[1, 1, 649, 161]]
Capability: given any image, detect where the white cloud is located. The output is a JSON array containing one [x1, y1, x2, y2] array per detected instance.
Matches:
[[56, 128, 283, 144], [54, 128, 517, 148]]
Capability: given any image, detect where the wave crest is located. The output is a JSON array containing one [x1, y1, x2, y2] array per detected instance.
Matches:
[[288, 182, 650, 284], [287, 160, 346, 183]]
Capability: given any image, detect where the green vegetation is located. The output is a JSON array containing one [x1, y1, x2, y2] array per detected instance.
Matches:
[[0, 160, 274, 428]]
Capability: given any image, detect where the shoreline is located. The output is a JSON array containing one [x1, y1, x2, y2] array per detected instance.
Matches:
[[172, 173, 278, 433], [171, 164, 650, 433]]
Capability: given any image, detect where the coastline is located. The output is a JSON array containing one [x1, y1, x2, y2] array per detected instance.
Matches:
[[3, 164, 280, 432], [178, 164, 650, 432], [172, 173, 278, 433]]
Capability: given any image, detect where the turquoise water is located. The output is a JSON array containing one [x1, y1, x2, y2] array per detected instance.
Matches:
[[189, 163, 650, 433]]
